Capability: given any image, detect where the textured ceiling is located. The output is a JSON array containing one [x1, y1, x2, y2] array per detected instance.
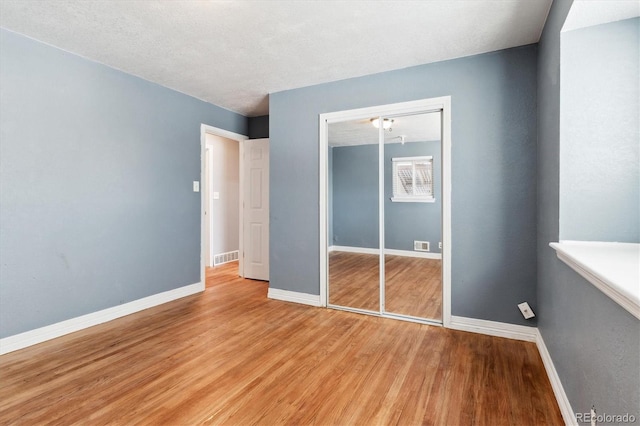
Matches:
[[329, 112, 441, 147], [0, 0, 553, 117]]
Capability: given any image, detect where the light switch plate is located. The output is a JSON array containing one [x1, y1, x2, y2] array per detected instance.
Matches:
[[213, 192, 220, 199], [193, 181, 200, 192]]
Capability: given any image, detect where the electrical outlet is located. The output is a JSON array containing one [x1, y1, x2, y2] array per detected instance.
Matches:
[[439, 242, 442, 249], [517, 302, 535, 319]]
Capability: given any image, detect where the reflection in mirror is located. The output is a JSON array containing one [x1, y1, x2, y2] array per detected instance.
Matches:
[[327, 118, 380, 311], [383, 112, 442, 321]]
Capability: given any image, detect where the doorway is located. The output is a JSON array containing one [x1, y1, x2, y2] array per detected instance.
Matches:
[[200, 124, 247, 285], [319, 97, 452, 326], [204, 133, 241, 268]]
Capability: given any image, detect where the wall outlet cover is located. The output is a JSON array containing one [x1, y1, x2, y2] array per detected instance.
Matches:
[[517, 302, 535, 319]]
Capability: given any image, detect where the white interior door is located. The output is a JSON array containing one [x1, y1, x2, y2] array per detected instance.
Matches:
[[243, 138, 269, 281]]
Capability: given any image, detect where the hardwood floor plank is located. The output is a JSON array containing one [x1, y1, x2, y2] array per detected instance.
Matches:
[[0, 261, 563, 425], [328, 252, 442, 320]]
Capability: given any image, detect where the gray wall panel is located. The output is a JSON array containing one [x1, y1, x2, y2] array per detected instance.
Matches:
[[537, 1, 640, 420], [560, 18, 639, 242], [270, 44, 538, 325], [0, 29, 247, 338]]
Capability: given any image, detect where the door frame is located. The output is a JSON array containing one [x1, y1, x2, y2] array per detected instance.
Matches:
[[318, 96, 452, 327], [200, 124, 248, 286]]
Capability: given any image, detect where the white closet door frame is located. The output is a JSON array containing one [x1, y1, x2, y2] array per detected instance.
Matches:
[[319, 96, 452, 327]]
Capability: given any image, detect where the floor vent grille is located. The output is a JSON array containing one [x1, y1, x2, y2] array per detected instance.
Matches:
[[214, 250, 239, 266]]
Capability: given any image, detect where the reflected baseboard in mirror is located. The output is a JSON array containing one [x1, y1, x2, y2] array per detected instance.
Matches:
[[328, 251, 380, 311], [328, 251, 442, 321]]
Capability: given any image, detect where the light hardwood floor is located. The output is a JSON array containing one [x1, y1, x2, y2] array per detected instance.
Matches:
[[329, 252, 442, 320], [0, 262, 563, 425]]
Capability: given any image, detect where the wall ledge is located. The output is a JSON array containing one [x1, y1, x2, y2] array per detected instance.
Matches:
[[550, 241, 640, 320]]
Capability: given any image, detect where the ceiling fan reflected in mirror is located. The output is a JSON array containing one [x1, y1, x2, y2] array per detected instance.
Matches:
[[370, 118, 394, 131]]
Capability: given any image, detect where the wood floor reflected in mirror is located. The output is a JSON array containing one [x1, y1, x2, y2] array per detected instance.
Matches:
[[328, 251, 379, 311], [384, 255, 442, 321], [328, 251, 442, 321]]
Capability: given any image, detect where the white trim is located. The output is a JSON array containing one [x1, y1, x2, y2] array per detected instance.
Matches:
[[205, 146, 214, 267], [550, 241, 640, 320], [448, 315, 538, 342], [390, 197, 436, 203], [200, 124, 248, 144], [535, 330, 577, 426], [0, 282, 203, 355], [200, 124, 248, 279], [329, 246, 442, 259], [329, 245, 379, 255], [319, 96, 452, 323], [321, 98, 450, 123], [267, 288, 322, 307], [391, 156, 433, 162], [441, 97, 452, 327], [238, 139, 245, 277], [319, 115, 328, 307], [379, 118, 385, 314], [384, 248, 441, 259]]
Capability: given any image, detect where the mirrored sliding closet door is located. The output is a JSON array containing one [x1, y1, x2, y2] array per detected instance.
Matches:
[[327, 118, 380, 312], [325, 107, 445, 325], [383, 112, 442, 322]]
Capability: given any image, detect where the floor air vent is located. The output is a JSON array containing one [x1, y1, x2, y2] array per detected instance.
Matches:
[[214, 250, 239, 266]]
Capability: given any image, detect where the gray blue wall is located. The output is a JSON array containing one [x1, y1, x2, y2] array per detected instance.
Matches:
[[331, 144, 379, 249], [560, 18, 640, 242], [537, 0, 640, 421], [0, 29, 247, 338], [331, 141, 442, 253], [271, 44, 538, 325]]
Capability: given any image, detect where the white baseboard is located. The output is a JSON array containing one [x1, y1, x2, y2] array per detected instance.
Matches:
[[329, 246, 442, 259], [384, 248, 442, 259], [536, 330, 576, 426], [329, 245, 378, 255], [267, 288, 322, 307], [0, 281, 203, 355], [449, 315, 538, 342]]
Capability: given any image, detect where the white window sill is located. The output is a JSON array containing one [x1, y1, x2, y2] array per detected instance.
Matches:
[[550, 241, 640, 320], [391, 197, 435, 203]]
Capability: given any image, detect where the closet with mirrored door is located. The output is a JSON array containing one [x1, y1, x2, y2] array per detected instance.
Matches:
[[326, 109, 444, 324]]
